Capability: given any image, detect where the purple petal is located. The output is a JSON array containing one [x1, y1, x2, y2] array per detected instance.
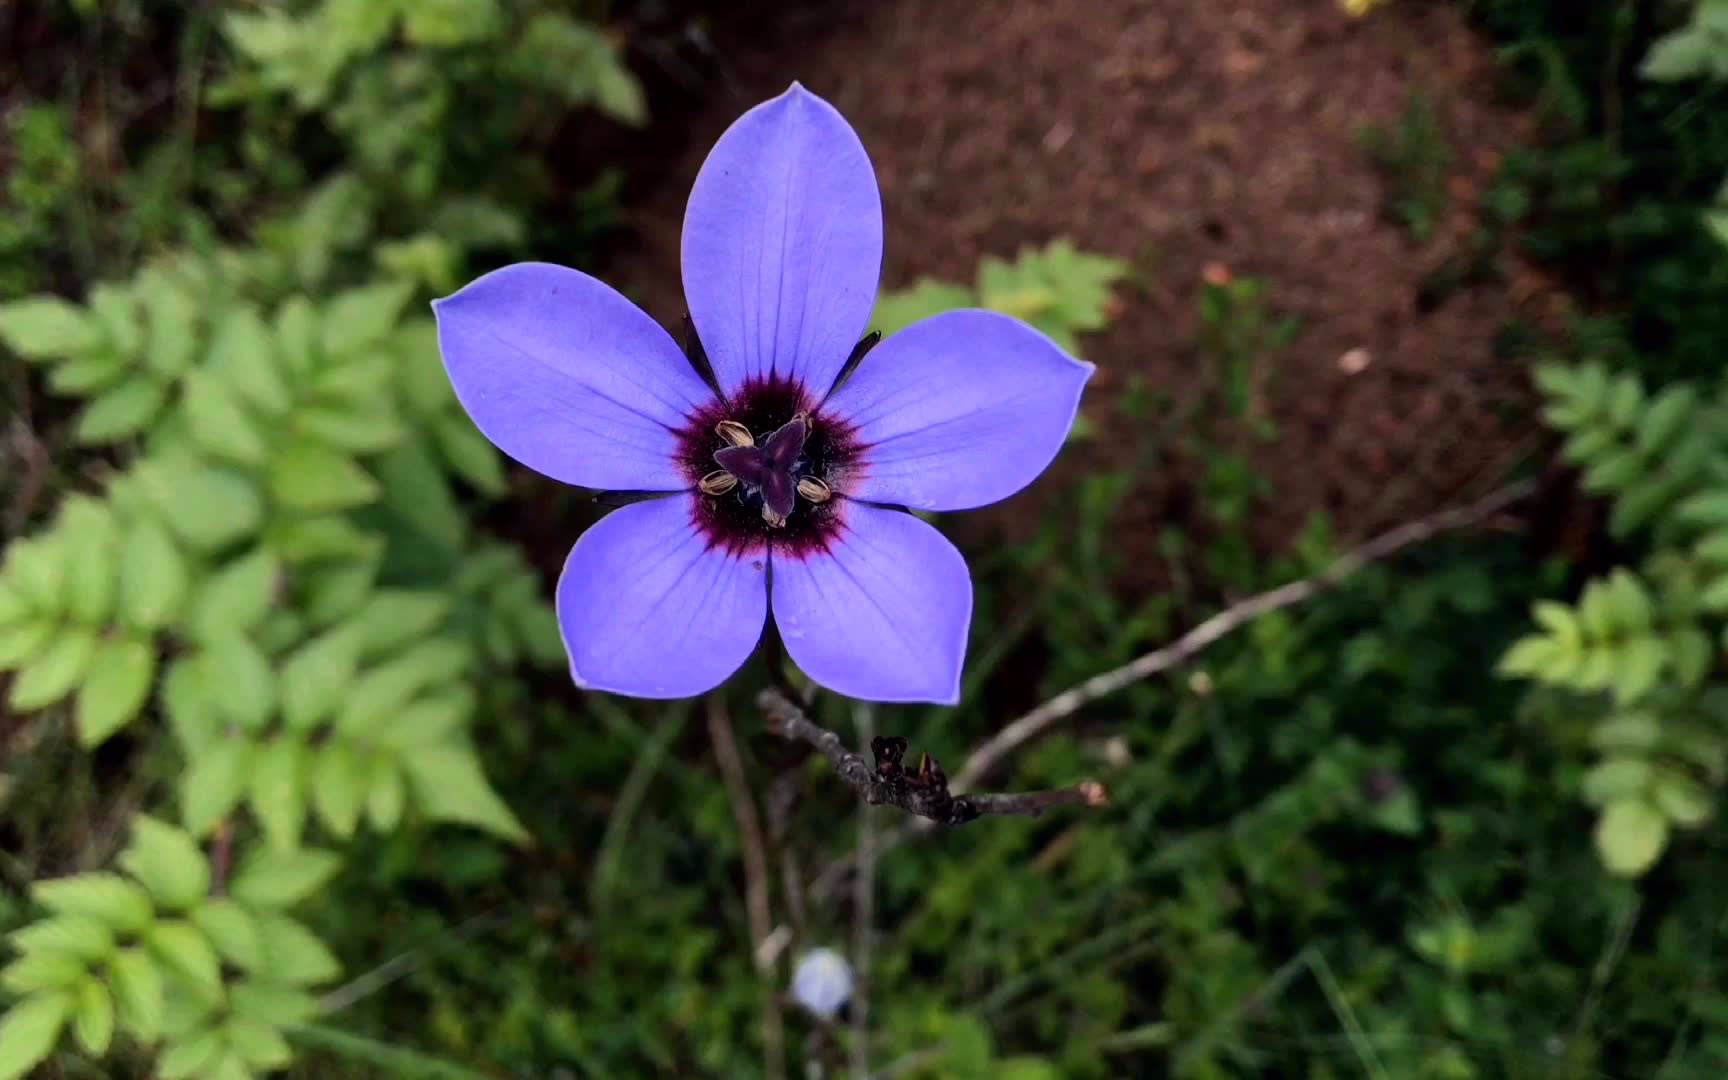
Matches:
[[558, 495, 768, 698], [435, 262, 714, 491], [681, 84, 883, 397], [825, 310, 1094, 511], [771, 503, 971, 704]]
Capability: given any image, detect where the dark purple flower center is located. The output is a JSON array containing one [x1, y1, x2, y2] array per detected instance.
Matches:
[[676, 373, 864, 558]]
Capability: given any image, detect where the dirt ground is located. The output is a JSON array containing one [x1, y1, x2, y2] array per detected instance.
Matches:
[[604, 0, 1561, 566]]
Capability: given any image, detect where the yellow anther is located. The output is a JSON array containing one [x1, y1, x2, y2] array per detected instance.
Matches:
[[761, 505, 787, 528], [796, 476, 832, 504], [699, 470, 738, 496], [716, 420, 754, 448]]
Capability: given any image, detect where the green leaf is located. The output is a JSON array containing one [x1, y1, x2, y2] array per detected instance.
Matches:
[[89, 283, 142, 358], [268, 514, 375, 563], [163, 655, 223, 755], [159, 976, 216, 1039], [121, 517, 189, 630], [351, 591, 451, 658], [207, 633, 276, 730], [31, 874, 152, 933], [145, 920, 222, 995], [305, 556, 380, 627], [136, 458, 264, 550], [158, 1027, 224, 1079], [1653, 772, 1714, 827], [228, 1014, 293, 1070], [401, 0, 500, 46], [181, 735, 255, 836], [321, 281, 412, 356], [0, 954, 85, 995], [872, 279, 977, 337], [1595, 798, 1669, 877], [1592, 712, 1662, 753], [1670, 626, 1713, 687], [142, 272, 199, 378], [270, 440, 380, 512], [434, 412, 507, 494], [10, 916, 114, 963], [188, 549, 281, 642], [48, 351, 128, 394], [374, 692, 471, 750], [230, 848, 340, 910], [404, 744, 529, 843], [184, 370, 268, 464], [248, 737, 308, 850], [312, 741, 367, 837], [72, 976, 114, 1056], [119, 816, 210, 911], [279, 627, 362, 731], [208, 306, 291, 416], [109, 947, 164, 1041], [365, 756, 406, 831], [228, 981, 319, 1026], [254, 913, 339, 986], [76, 637, 156, 747], [1582, 757, 1652, 805], [4, 537, 66, 612], [191, 900, 262, 971], [0, 297, 100, 358], [1637, 384, 1698, 455], [206, 1050, 255, 1080], [335, 638, 469, 735], [9, 625, 98, 711], [76, 376, 169, 443], [1641, 26, 1715, 81], [0, 991, 73, 1080], [0, 622, 55, 670], [61, 497, 120, 623], [1611, 636, 1667, 704]]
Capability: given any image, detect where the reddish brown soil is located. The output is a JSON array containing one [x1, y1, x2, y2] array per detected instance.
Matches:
[[605, 0, 1562, 568]]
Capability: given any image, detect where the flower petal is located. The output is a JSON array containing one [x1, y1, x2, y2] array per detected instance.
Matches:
[[682, 84, 883, 397], [771, 502, 971, 704], [825, 310, 1094, 511], [558, 495, 768, 698], [435, 262, 713, 491]]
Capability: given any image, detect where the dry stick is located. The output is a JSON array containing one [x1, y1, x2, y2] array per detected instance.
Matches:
[[806, 479, 1535, 900], [705, 695, 785, 1080], [759, 691, 1110, 826]]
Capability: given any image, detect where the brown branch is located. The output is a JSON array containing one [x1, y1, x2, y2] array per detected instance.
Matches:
[[705, 695, 785, 1080], [759, 690, 1109, 826]]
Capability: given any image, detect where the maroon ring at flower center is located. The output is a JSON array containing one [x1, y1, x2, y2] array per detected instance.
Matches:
[[676, 373, 863, 558]]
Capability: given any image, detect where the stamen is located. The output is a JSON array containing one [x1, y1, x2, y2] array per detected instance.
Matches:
[[716, 420, 754, 448], [700, 470, 738, 496], [761, 505, 788, 528], [796, 476, 832, 504]]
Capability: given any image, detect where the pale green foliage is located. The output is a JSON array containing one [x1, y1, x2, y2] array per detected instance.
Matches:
[[871, 239, 1129, 353], [0, 819, 334, 1079], [1503, 360, 1728, 876], [1640, 0, 1728, 82]]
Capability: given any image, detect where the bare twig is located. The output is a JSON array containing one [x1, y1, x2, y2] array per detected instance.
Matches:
[[705, 695, 785, 1080], [850, 703, 876, 1079], [759, 690, 1109, 827], [804, 480, 1533, 900]]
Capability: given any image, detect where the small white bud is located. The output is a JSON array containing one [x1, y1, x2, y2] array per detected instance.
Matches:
[[791, 947, 854, 1020]]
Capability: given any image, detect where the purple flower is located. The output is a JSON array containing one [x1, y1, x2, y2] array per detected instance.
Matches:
[[433, 84, 1092, 704]]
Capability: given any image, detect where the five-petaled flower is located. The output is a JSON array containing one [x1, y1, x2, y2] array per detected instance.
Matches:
[[434, 83, 1092, 704]]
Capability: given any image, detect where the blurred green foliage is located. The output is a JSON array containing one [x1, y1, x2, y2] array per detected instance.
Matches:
[[3, 0, 1728, 1078]]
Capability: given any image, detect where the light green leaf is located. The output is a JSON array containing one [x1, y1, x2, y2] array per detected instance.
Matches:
[[873, 279, 977, 338], [312, 741, 367, 837], [76, 637, 156, 747], [207, 633, 276, 730], [182, 735, 255, 836], [268, 514, 375, 564], [228, 1014, 293, 1070], [163, 655, 223, 755], [119, 816, 210, 911], [88, 283, 142, 358], [365, 756, 406, 831], [0, 991, 73, 1080], [209, 305, 291, 416], [352, 591, 451, 658], [207, 1050, 255, 1080], [5, 537, 66, 611], [10, 916, 114, 963], [159, 976, 216, 1039], [9, 625, 98, 710], [61, 497, 119, 623], [270, 440, 379, 512], [31, 874, 153, 933], [401, 0, 500, 46], [1653, 772, 1714, 827], [1641, 26, 1715, 82], [0, 296, 100, 358], [188, 549, 280, 642], [1637, 384, 1698, 456], [1591, 712, 1662, 753], [1671, 626, 1715, 687], [0, 954, 85, 995], [434, 412, 507, 494], [121, 517, 189, 630], [158, 1027, 224, 1079], [48, 351, 128, 394], [142, 272, 199, 378], [145, 920, 222, 995], [184, 370, 268, 464], [1582, 757, 1652, 806], [1611, 636, 1667, 704], [0, 622, 55, 670], [294, 403, 403, 453], [191, 900, 262, 971], [72, 976, 114, 1056], [76, 376, 169, 443], [109, 947, 164, 1041], [254, 913, 340, 986], [248, 737, 308, 850], [136, 458, 264, 551], [279, 627, 362, 731], [230, 848, 340, 910], [228, 981, 319, 1026], [374, 692, 471, 750], [335, 638, 469, 736], [304, 556, 380, 627], [1595, 798, 1669, 877], [321, 281, 412, 356], [404, 744, 529, 843]]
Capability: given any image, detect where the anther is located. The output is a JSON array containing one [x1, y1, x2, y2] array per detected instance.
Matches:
[[796, 476, 832, 504], [716, 420, 754, 448], [761, 505, 788, 528], [699, 470, 738, 496]]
